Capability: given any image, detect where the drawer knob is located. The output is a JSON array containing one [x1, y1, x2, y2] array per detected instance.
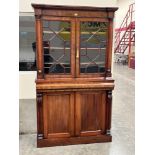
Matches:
[[74, 13, 78, 16]]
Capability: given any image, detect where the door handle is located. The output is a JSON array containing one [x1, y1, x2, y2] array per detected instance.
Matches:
[[76, 49, 79, 59]]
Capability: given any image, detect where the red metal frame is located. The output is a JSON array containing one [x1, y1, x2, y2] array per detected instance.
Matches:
[[114, 3, 135, 56]]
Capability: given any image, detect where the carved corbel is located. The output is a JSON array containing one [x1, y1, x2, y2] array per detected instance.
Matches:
[[37, 93, 43, 104], [107, 12, 114, 19], [35, 9, 42, 20], [37, 93, 43, 139], [105, 8, 114, 19], [106, 90, 112, 136]]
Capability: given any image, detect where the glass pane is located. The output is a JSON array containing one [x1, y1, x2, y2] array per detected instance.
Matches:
[[43, 21, 71, 74], [80, 21, 108, 73]]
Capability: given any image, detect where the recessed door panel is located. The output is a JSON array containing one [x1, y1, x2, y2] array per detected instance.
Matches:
[[75, 91, 106, 136], [43, 92, 74, 138]]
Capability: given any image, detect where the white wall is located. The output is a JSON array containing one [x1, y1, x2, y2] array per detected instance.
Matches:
[[19, 71, 36, 99], [19, 0, 117, 12], [19, 0, 117, 99], [115, 0, 135, 28]]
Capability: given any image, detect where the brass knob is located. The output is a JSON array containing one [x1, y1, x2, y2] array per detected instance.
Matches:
[[38, 70, 42, 73], [74, 13, 78, 16]]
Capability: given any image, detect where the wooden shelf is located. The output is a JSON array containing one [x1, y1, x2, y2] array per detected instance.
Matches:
[[44, 47, 70, 50], [44, 66, 70, 68], [44, 62, 104, 65], [43, 47, 106, 50], [43, 31, 70, 34], [43, 31, 107, 35]]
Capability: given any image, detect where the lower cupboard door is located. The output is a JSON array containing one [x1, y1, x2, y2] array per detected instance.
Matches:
[[75, 91, 106, 137], [43, 92, 74, 139]]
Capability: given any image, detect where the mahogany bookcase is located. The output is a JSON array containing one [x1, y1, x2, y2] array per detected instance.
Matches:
[[32, 4, 118, 147]]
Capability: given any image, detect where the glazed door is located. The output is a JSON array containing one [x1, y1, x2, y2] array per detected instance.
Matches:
[[75, 91, 107, 136], [42, 17, 75, 78], [43, 92, 74, 138], [76, 18, 109, 77]]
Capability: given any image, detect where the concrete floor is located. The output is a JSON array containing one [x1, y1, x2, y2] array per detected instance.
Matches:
[[19, 63, 135, 155]]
